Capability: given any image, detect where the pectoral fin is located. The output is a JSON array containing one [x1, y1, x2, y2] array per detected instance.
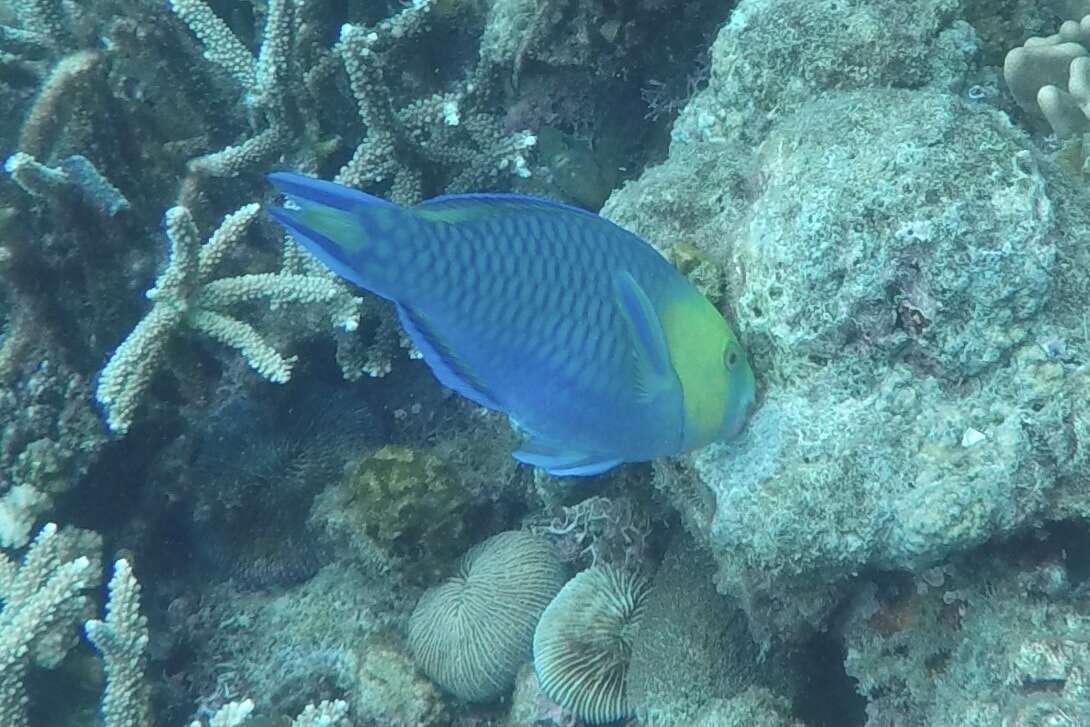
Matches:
[[612, 271, 677, 404]]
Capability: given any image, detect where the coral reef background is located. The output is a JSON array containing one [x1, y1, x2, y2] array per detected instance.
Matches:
[[1, 0, 1089, 726]]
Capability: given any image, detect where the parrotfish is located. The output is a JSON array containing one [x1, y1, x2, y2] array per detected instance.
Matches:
[[267, 172, 755, 476]]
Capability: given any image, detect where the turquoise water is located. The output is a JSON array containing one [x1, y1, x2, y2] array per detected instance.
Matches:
[[1, 1, 1089, 726]]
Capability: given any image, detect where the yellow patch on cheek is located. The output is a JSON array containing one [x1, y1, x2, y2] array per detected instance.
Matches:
[[658, 291, 731, 446]]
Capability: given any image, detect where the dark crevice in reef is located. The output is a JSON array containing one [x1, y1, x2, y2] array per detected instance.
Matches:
[[1043, 520, 1090, 588], [793, 629, 867, 727]]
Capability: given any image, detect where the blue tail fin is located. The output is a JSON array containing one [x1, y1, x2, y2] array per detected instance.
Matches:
[[267, 172, 415, 298]]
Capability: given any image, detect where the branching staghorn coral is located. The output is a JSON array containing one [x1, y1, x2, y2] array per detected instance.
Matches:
[[188, 699, 351, 727], [166, 0, 540, 382], [0, 523, 101, 727], [15, 48, 103, 158], [334, 13, 537, 203], [5, 151, 130, 216], [168, 0, 415, 379], [95, 203, 361, 434], [0, 6, 132, 229], [168, 0, 293, 179], [9, 0, 70, 50], [0, 484, 50, 549], [170, 0, 537, 198], [85, 559, 153, 727], [1, 3, 114, 165], [5, 541, 352, 727]]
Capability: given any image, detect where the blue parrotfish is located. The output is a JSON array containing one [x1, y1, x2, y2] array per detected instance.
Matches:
[[267, 172, 756, 476]]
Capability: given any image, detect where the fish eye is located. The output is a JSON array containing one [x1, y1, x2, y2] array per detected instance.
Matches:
[[724, 347, 738, 368]]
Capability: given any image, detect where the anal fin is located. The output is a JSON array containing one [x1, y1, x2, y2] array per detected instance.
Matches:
[[512, 434, 622, 477]]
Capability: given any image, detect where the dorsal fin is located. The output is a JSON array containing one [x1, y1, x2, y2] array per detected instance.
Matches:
[[411, 192, 599, 225]]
